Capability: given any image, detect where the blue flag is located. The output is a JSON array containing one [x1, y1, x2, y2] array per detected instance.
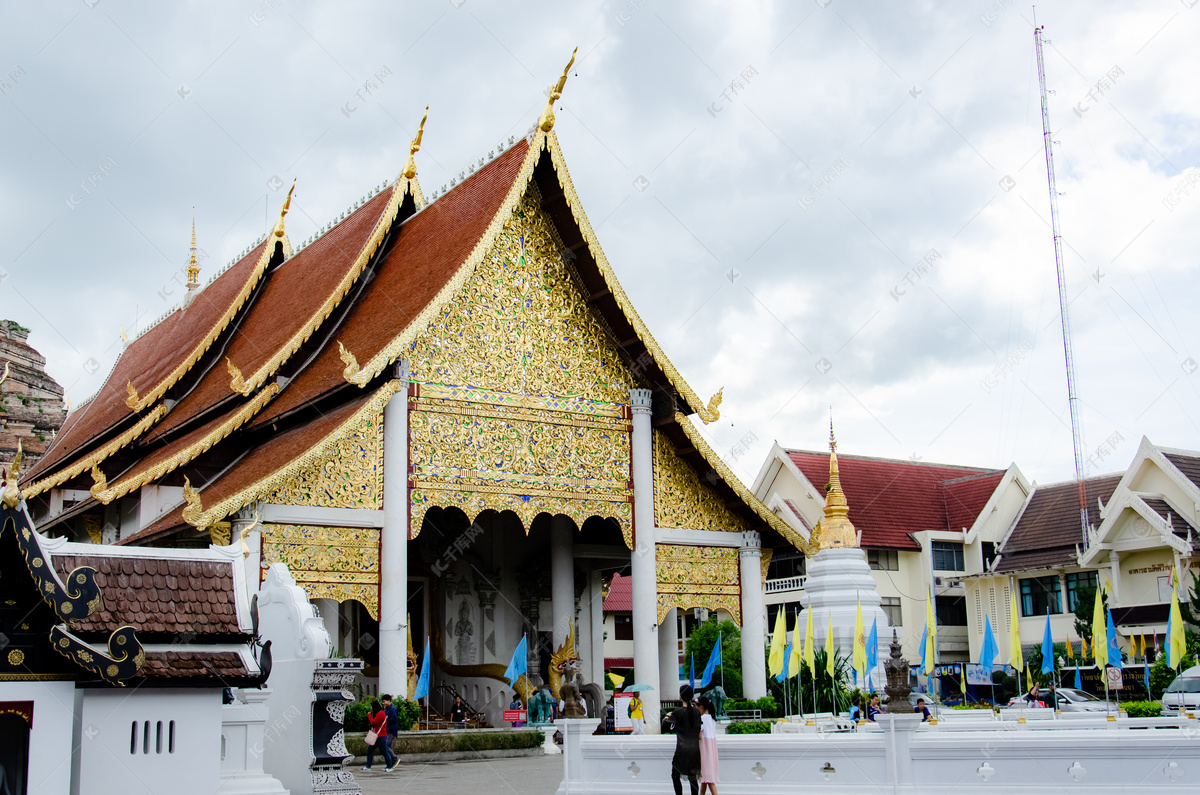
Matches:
[[503, 635, 527, 688], [1074, 664, 1082, 690], [1143, 662, 1151, 695], [919, 621, 928, 671], [689, 656, 695, 690], [776, 639, 793, 682], [413, 636, 431, 700], [979, 614, 999, 670], [1040, 613, 1055, 675], [701, 634, 722, 688], [1106, 609, 1123, 669], [867, 618, 878, 674], [1165, 610, 1174, 665]]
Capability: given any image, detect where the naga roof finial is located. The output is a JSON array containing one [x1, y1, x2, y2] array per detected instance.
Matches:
[[272, 180, 295, 241], [186, 210, 200, 291], [538, 47, 577, 133], [402, 106, 429, 180]]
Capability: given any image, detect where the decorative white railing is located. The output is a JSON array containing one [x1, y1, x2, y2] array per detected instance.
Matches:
[[765, 575, 805, 593]]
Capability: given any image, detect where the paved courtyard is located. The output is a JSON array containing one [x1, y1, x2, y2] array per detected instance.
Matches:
[[356, 754, 563, 795]]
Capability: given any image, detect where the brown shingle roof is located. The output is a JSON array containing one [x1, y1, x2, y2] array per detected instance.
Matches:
[[992, 474, 1123, 573], [139, 650, 251, 680], [51, 553, 243, 638], [1164, 452, 1200, 492], [26, 243, 270, 482]]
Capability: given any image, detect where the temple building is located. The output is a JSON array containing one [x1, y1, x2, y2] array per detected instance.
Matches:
[[18, 60, 802, 728]]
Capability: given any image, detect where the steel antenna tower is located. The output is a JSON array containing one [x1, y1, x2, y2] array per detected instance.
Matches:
[[1034, 24, 1089, 545]]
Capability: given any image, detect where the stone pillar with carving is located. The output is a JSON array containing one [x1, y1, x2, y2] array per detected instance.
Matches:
[[629, 388, 661, 730], [312, 659, 364, 795], [739, 531, 768, 699], [379, 360, 410, 698]]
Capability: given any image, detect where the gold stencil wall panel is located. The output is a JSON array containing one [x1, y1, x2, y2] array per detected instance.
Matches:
[[262, 411, 383, 509], [655, 544, 741, 624], [404, 184, 635, 543], [406, 185, 634, 403], [653, 430, 750, 533], [260, 524, 381, 618]]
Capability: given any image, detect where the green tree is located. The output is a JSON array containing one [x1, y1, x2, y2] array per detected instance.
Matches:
[[1178, 572, 1200, 631], [1072, 586, 1105, 641], [683, 616, 742, 694], [795, 649, 851, 714]]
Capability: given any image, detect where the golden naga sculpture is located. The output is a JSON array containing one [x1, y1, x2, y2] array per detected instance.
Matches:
[[89, 465, 109, 501], [237, 510, 259, 558], [337, 341, 370, 386], [548, 620, 579, 700], [181, 476, 205, 528], [401, 106, 428, 180], [273, 180, 295, 241], [0, 361, 10, 389], [2, 441, 23, 509], [406, 615, 420, 699], [227, 358, 251, 396], [538, 47, 577, 132], [696, 387, 723, 424], [125, 380, 141, 410]]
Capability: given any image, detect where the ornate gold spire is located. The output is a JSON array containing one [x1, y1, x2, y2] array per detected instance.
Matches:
[[696, 387, 723, 424], [272, 180, 295, 241], [402, 106, 428, 180], [819, 419, 858, 549], [186, 210, 200, 290], [538, 47, 577, 132]]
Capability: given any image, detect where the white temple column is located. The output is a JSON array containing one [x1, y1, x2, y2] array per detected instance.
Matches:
[[660, 608, 680, 697], [379, 360, 411, 698], [739, 531, 768, 699], [551, 515, 575, 650], [589, 569, 605, 686], [232, 507, 261, 596], [629, 388, 661, 730]]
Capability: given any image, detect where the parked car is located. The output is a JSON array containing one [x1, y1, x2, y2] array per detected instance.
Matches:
[[1004, 688, 1112, 712], [1161, 665, 1200, 715]]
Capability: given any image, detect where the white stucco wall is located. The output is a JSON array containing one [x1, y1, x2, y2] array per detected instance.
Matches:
[[77, 688, 221, 795]]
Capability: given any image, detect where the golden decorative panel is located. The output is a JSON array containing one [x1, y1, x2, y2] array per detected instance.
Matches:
[[655, 544, 741, 624], [259, 523, 381, 619], [406, 185, 635, 403], [653, 430, 750, 534], [409, 387, 632, 546], [262, 410, 383, 509]]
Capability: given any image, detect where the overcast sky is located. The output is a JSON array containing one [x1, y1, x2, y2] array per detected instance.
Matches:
[[2, 1, 1198, 489]]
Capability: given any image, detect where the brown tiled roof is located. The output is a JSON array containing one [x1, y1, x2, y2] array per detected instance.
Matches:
[[26, 243, 270, 482], [147, 188, 394, 441], [120, 394, 370, 544], [1141, 497, 1198, 538], [51, 553, 243, 638], [944, 471, 1006, 532], [252, 141, 530, 426], [139, 650, 250, 680], [992, 474, 1123, 573], [1164, 452, 1200, 492]]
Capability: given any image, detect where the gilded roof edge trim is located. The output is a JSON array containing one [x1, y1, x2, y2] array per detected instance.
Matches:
[[342, 139, 541, 384], [92, 382, 281, 505], [127, 232, 284, 412], [672, 411, 809, 552], [22, 404, 170, 499], [234, 176, 420, 396], [544, 131, 711, 418], [186, 380, 401, 529]]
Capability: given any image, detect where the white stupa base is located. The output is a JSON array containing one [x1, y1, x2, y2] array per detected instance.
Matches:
[[798, 547, 891, 686]]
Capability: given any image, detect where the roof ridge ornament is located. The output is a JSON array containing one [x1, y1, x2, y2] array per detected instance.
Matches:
[[696, 387, 723, 424], [125, 380, 141, 410], [337, 340, 370, 386], [538, 47, 577, 132], [402, 106, 429, 180], [182, 476, 206, 529], [186, 210, 200, 291], [89, 464, 109, 500], [2, 440, 23, 508], [227, 358, 252, 396], [272, 180, 295, 242]]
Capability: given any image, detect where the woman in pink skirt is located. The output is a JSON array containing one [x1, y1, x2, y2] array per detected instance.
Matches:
[[697, 695, 720, 794]]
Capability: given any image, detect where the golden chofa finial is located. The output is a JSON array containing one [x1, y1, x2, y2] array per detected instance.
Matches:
[[538, 47, 577, 132], [402, 106, 429, 180], [272, 180, 296, 240], [186, 210, 200, 290], [819, 418, 858, 550]]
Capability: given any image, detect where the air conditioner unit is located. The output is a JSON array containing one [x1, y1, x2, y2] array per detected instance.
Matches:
[[934, 576, 945, 587]]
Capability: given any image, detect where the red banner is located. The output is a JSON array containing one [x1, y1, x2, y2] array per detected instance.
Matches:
[[503, 709, 527, 722]]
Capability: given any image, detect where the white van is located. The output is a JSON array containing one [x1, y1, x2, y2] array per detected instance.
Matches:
[[1160, 665, 1200, 715]]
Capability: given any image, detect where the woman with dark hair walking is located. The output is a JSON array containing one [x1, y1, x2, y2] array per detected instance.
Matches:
[[697, 695, 720, 795], [362, 699, 395, 772], [663, 685, 702, 795]]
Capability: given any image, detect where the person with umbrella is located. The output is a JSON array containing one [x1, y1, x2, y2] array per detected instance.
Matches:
[[627, 687, 646, 735]]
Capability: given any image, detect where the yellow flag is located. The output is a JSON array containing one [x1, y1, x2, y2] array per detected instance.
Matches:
[[960, 667, 967, 694], [1080, 634, 1088, 660], [1170, 573, 1186, 669], [924, 591, 937, 675], [804, 607, 815, 672], [825, 614, 836, 676], [789, 613, 802, 679], [853, 599, 868, 681], [608, 672, 625, 688], [1092, 585, 1107, 668], [768, 608, 787, 677], [1009, 589, 1023, 669], [1065, 637, 1074, 660], [1139, 634, 1147, 658]]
